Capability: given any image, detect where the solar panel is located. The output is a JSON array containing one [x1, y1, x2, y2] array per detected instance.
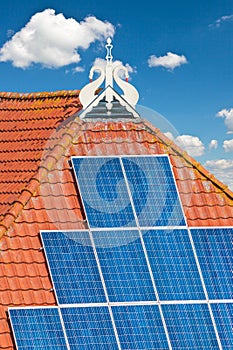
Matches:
[[9, 155, 233, 349], [122, 156, 186, 227], [143, 229, 205, 300], [72, 155, 186, 229], [211, 303, 233, 350], [41, 231, 106, 304], [162, 303, 219, 349], [9, 307, 67, 349], [112, 305, 169, 349], [72, 157, 136, 228], [61, 306, 119, 349], [92, 230, 155, 302], [191, 228, 233, 299]]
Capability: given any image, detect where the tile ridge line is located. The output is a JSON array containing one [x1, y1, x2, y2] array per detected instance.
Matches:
[[0, 89, 81, 100], [0, 117, 84, 240]]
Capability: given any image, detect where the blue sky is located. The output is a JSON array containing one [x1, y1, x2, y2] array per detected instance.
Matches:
[[0, 0, 233, 189]]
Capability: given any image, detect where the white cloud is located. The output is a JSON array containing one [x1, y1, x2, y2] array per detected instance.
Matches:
[[206, 159, 233, 170], [209, 139, 218, 150], [209, 14, 233, 28], [223, 139, 233, 152], [148, 52, 187, 70], [72, 66, 85, 74], [164, 131, 175, 141], [174, 135, 205, 157], [0, 9, 115, 68], [164, 132, 205, 157], [205, 159, 233, 190], [217, 108, 233, 134]]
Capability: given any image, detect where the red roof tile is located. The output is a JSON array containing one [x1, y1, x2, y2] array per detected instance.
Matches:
[[0, 89, 233, 349], [0, 90, 81, 221]]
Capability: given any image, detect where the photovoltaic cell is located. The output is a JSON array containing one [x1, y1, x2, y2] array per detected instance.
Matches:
[[92, 230, 155, 302], [122, 156, 186, 227], [112, 305, 169, 349], [191, 228, 233, 299], [162, 303, 219, 349], [61, 306, 118, 349], [211, 303, 233, 350], [41, 231, 106, 304], [9, 308, 67, 349], [72, 157, 136, 228], [143, 229, 205, 300]]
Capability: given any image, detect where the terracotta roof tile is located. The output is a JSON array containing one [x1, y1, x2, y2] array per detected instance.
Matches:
[[0, 333, 13, 350], [0, 90, 81, 225], [0, 90, 233, 349]]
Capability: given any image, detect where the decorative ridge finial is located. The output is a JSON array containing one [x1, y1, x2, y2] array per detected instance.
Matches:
[[105, 37, 113, 63], [79, 37, 139, 110]]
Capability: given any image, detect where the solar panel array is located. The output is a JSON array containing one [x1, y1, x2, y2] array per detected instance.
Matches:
[[9, 155, 233, 349]]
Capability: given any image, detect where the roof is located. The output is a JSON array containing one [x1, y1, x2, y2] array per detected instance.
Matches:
[[0, 89, 233, 349]]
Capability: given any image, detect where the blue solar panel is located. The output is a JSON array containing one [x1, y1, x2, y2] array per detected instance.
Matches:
[[143, 229, 205, 300], [72, 157, 136, 228], [61, 306, 118, 349], [9, 307, 67, 349], [92, 230, 155, 302], [162, 303, 219, 349], [122, 156, 186, 227], [112, 305, 169, 349], [191, 228, 233, 299], [41, 231, 106, 304], [212, 303, 233, 349], [10, 155, 233, 349]]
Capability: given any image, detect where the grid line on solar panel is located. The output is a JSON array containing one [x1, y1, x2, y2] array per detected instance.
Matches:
[[92, 230, 156, 302], [112, 304, 170, 349], [121, 156, 186, 227], [71, 157, 136, 228], [40, 231, 106, 304], [71, 155, 187, 230], [142, 229, 205, 301], [162, 303, 220, 349], [10, 302, 231, 350], [61, 306, 119, 349], [191, 228, 233, 299], [211, 303, 233, 350], [9, 307, 68, 350]]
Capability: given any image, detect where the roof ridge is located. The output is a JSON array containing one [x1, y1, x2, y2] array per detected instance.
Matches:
[[0, 89, 80, 100], [142, 119, 233, 200]]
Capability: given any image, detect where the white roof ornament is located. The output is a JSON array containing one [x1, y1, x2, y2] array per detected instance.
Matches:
[[113, 65, 139, 108], [78, 66, 105, 110], [105, 37, 113, 63], [79, 37, 139, 113], [105, 38, 114, 104]]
